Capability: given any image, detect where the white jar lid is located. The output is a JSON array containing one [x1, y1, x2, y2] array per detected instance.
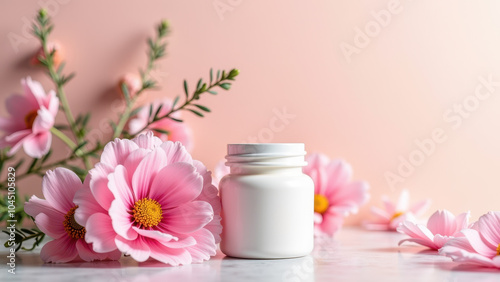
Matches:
[[227, 143, 305, 156], [226, 143, 307, 167]]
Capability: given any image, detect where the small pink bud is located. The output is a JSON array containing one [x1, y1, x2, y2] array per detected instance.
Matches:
[[118, 73, 142, 98], [31, 41, 63, 68]]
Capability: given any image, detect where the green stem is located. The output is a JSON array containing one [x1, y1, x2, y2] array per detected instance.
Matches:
[[113, 96, 138, 139], [50, 127, 76, 149]]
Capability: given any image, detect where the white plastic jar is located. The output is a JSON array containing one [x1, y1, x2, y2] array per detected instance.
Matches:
[[219, 143, 314, 259]]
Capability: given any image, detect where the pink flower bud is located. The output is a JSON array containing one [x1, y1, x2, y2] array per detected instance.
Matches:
[[118, 73, 142, 98], [31, 41, 63, 68]]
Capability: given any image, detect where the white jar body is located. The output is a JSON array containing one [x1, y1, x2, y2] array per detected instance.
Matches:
[[220, 169, 314, 259]]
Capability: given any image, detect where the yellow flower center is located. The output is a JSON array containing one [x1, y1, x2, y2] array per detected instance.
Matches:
[[24, 110, 38, 129], [132, 198, 163, 228], [314, 194, 329, 214], [63, 206, 86, 240], [391, 211, 404, 221], [497, 244, 500, 256]]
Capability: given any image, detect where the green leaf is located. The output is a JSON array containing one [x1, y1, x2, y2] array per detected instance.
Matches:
[[73, 141, 88, 154], [120, 82, 130, 103], [129, 106, 143, 117], [209, 68, 213, 84], [154, 104, 163, 120], [148, 104, 154, 120], [41, 150, 52, 163], [56, 62, 66, 74], [183, 80, 189, 99], [216, 70, 221, 80], [219, 83, 231, 90], [13, 159, 25, 171], [196, 78, 203, 91], [188, 109, 204, 117], [27, 158, 39, 173], [172, 96, 180, 109], [193, 104, 211, 112], [152, 128, 169, 135], [208, 90, 217, 95], [170, 117, 183, 123]]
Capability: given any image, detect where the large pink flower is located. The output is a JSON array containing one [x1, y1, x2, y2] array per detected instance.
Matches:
[[397, 209, 470, 250], [303, 153, 370, 236], [363, 189, 430, 231], [75, 132, 221, 265], [440, 211, 500, 268], [128, 99, 193, 151], [24, 168, 121, 263], [0, 77, 58, 158]]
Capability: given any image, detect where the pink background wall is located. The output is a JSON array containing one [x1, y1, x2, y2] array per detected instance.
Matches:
[[2, 0, 500, 225]]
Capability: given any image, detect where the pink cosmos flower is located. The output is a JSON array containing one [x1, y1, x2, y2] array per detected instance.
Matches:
[[75, 132, 221, 265], [31, 41, 63, 68], [363, 189, 430, 231], [118, 73, 142, 98], [397, 209, 470, 250], [128, 99, 193, 151], [303, 153, 370, 236], [24, 168, 121, 263], [0, 77, 59, 158], [440, 211, 500, 268]]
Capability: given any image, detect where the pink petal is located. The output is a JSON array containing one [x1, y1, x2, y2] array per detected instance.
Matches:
[[454, 211, 471, 232], [381, 196, 396, 215], [115, 235, 151, 262], [131, 148, 167, 200], [23, 76, 47, 105], [109, 199, 137, 241], [40, 236, 78, 263], [42, 168, 82, 212], [33, 212, 66, 239], [460, 229, 497, 257], [46, 90, 59, 116], [101, 138, 139, 167], [322, 159, 352, 198], [0, 116, 22, 134], [108, 165, 135, 208], [440, 239, 495, 267], [409, 199, 431, 217], [184, 228, 217, 262], [5, 94, 36, 119], [131, 132, 162, 149], [395, 189, 410, 212], [398, 238, 437, 249], [475, 211, 500, 249], [122, 148, 149, 180], [303, 154, 330, 195], [370, 206, 391, 221], [427, 210, 457, 236], [161, 201, 213, 234], [74, 185, 106, 227], [433, 234, 451, 249], [76, 239, 112, 262], [160, 141, 193, 164], [149, 162, 203, 208], [397, 220, 435, 245], [32, 107, 54, 133], [23, 131, 51, 158], [147, 238, 192, 265], [89, 163, 115, 210], [316, 211, 345, 236], [85, 213, 119, 253], [132, 227, 177, 244], [5, 130, 32, 156], [24, 195, 63, 219], [328, 181, 369, 215]]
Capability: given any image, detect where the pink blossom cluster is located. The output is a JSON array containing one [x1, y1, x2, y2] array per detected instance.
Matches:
[[25, 132, 221, 265], [398, 209, 500, 269]]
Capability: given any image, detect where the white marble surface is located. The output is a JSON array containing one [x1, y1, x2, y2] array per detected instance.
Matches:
[[2, 228, 500, 282]]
